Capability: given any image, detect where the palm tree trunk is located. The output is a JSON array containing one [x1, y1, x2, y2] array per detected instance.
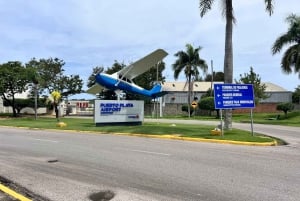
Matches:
[[188, 74, 191, 118], [223, 0, 234, 130]]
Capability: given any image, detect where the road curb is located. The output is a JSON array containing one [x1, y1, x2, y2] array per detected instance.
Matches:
[[1, 125, 277, 146], [0, 183, 31, 201], [113, 133, 278, 146]]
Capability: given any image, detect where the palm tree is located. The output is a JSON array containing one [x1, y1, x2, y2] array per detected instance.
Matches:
[[199, 0, 274, 129], [173, 44, 208, 117], [272, 14, 300, 78]]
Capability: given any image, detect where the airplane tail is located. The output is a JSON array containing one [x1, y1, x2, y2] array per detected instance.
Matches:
[[149, 84, 167, 98]]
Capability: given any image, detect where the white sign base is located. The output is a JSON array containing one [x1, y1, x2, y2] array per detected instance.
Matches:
[[94, 100, 144, 126]]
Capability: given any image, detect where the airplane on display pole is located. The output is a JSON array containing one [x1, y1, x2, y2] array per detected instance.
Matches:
[[87, 49, 168, 99]]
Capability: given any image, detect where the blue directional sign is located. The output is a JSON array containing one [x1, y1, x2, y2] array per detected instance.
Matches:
[[214, 84, 255, 109]]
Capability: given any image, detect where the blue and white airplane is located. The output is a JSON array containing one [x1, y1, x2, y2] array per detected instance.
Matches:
[[87, 49, 168, 98]]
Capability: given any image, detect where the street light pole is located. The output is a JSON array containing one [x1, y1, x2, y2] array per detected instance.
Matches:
[[34, 84, 38, 120]]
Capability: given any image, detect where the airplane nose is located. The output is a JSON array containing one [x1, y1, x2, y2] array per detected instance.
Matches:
[[95, 74, 103, 81]]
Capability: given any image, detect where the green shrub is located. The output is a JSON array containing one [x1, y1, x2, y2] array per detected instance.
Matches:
[[276, 102, 294, 118], [181, 105, 194, 116], [198, 97, 219, 117]]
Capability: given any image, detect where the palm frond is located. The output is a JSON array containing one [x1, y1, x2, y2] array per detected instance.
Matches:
[[272, 33, 295, 54], [281, 44, 298, 74], [285, 13, 299, 25], [264, 0, 274, 16], [295, 52, 300, 78], [199, 0, 214, 17], [272, 14, 300, 54]]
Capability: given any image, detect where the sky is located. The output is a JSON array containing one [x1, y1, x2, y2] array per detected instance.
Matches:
[[1, 0, 299, 99]]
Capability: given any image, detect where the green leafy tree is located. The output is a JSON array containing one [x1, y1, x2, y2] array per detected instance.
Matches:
[[198, 96, 219, 117], [50, 91, 61, 121], [272, 14, 300, 78], [199, 0, 274, 129], [26, 57, 83, 98], [59, 75, 84, 99], [235, 67, 268, 104], [204, 71, 224, 82], [181, 105, 194, 116], [173, 44, 208, 117], [292, 85, 300, 103], [0, 61, 31, 117], [26, 58, 65, 94], [276, 102, 294, 118], [87, 66, 104, 88]]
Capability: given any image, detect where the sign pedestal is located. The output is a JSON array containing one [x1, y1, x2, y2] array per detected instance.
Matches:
[[94, 100, 144, 126], [214, 84, 255, 136]]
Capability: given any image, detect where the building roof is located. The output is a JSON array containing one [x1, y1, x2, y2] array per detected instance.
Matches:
[[162, 81, 288, 92], [263, 82, 288, 92]]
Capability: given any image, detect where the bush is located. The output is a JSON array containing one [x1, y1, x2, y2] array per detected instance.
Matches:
[[181, 105, 194, 116], [276, 102, 294, 117], [198, 97, 219, 117]]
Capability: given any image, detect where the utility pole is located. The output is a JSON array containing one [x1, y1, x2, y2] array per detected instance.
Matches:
[[210, 60, 214, 96]]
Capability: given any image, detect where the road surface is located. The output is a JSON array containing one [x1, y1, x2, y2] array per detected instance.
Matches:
[[0, 122, 299, 201]]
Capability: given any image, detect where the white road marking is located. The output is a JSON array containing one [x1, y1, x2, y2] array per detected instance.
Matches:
[[32, 138, 59, 143], [117, 148, 171, 156]]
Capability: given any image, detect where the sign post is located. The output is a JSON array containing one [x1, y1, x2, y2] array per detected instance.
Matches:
[[214, 84, 255, 136]]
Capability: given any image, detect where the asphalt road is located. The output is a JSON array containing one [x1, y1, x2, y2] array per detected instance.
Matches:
[[0, 122, 299, 201]]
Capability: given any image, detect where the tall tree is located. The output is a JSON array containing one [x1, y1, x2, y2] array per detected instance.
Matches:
[[204, 71, 224, 81], [26, 58, 83, 98], [26, 58, 65, 94], [235, 67, 268, 104], [272, 14, 300, 78], [292, 85, 300, 104], [0, 61, 31, 117], [59, 75, 84, 99], [87, 66, 104, 88], [173, 44, 208, 117], [199, 0, 274, 129]]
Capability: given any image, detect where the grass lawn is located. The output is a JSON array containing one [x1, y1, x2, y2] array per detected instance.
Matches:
[[0, 116, 276, 144], [152, 111, 300, 127], [233, 111, 300, 127]]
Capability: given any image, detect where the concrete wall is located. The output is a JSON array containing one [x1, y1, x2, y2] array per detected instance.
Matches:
[[263, 92, 292, 103], [1, 106, 47, 114]]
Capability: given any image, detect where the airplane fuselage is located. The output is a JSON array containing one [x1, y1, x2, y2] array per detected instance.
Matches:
[[95, 73, 162, 98]]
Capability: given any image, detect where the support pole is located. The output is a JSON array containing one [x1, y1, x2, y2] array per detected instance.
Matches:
[[34, 84, 38, 120], [220, 109, 223, 136], [250, 109, 254, 136]]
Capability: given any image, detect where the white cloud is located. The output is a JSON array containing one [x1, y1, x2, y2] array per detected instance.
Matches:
[[0, 0, 299, 95]]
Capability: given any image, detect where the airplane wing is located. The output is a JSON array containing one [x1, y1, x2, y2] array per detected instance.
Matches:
[[86, 83, 105, 95], [117, 49, 168, 80]]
